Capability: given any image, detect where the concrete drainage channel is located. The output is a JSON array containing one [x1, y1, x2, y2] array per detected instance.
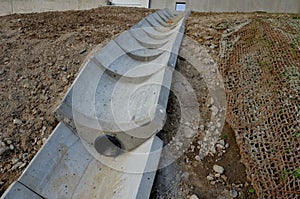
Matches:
[[1, 9, 189, 199]]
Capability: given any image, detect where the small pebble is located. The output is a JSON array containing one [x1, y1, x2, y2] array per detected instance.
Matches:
[[230, 189, 238, 198], [219, 140, 225, 146], [13, 119, 22, 125], [213, 164, 224, 174], [6, 140, 12, 145], [5, 164, 11, 170], [211, 106, 219, 117], [206, 175, 214, 181], [207, 97, 214, 107], [190, 194, 199, 199], [200, 125, 205, 131], [22, 153, 28, 159], [37, 140, 42, 146], [79, 49, 87, 54], [9, 144, 14, 150], [19, 162, 27, 169], [11, 158, 19, 164], [221, 175, 228, 181], [11, 162, 22, 170], [216, 144, 224, 150]]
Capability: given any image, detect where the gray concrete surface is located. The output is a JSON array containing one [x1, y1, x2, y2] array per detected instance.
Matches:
[[1, 122, 163, 199], [0, 0, 106, 16], [1, 182, 43, 199], [55, 9, 187, 156], [1, 0, 299, 16]]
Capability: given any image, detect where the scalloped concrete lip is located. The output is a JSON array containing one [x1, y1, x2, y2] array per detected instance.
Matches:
[[55, 8, 188, 154]]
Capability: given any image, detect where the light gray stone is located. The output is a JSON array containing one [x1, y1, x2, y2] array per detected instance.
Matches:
[[190, 194, 199, 199], [200, 125, 205, 131], [213, 164, 224, 174], [13, 119, 22, 125], [206, 174, 214, 181], [230, 189, 238, 198]]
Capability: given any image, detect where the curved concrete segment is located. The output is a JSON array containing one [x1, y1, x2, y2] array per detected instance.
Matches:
[[55, 8, 188, 157]]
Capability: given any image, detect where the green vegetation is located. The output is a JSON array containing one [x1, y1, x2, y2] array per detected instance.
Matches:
[[271, 149, 277, 153], [248, 188, 255, 193], [279, 109, 284, 115], [221, 133, 229, 139], [294, 132, 300, 138], [290, 42, 297, 56], [282, 168, 288, 180], [289, 168, 300, 179], [279, 66, 300, 81], [284, 148, 290, 154], [282, 167, 300, 180], [292, 16, 300, 20]]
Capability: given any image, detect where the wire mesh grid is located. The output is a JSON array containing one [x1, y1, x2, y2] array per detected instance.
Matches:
[[219, 18, 300, 198]]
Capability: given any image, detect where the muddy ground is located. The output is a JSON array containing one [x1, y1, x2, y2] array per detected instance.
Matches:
[[0, 6, 299, 198]]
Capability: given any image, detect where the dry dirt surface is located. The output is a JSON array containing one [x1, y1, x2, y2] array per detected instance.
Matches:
[[0, 6, 299, 199]]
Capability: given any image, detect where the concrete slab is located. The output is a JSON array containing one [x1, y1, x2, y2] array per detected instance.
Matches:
[[11, 122, 163, 199], [1, 182, 43, 199]]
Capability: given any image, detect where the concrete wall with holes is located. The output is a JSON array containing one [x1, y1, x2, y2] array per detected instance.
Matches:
[[0, 0, 107, 16], [150, 0, 300, 13]]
